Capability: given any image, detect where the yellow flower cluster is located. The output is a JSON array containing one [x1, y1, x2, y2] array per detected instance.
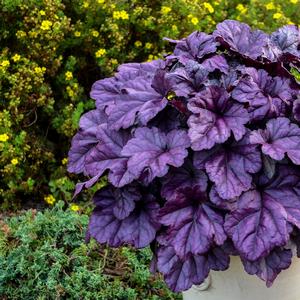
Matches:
[[11, 158, 18, 165], [161, 6, 172, 14], [134, 40, 142, 47], [236, 4, 247, 13], [145, 42, 152, 49], [1, 60, 10, 68], [203, 2, 214, 13], [92, 30, 99, 37], [61, 158, 68, 165], [40, 20, 53, 30], [0, 134, 9, 142], [65, 71, 73, 80], [70, 204, 80, 211], [265, 2, 275, 10], [34, 66, 46, 75], [12, 54, 21, 62], [273, 12, 283, 19], [191, 17, 199, 25], [39, 10, 46, 16], [74, 31, 81, 37], [44, 194, 56, 205], [95, 48, 106, 58], [113, 10, 129, 20]]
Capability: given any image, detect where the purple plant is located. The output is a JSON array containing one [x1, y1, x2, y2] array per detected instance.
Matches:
[[68, 20, 300, 292]]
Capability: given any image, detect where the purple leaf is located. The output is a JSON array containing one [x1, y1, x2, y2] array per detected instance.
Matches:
[[166, 31, 218, 63], [84, 125, 135, 187], [232, 68, 294, 120], [213, 20, 268, 59], [208, 245, 230, 271], [88, 186, 160, 248], [121, 127, 190, 183], [293, 99, 300, 122], [188, 85, 249, 151], [158, 187, 227, 258], [194, 132, 262, 199], [225, 167, 300, 260], [201, 55, 229, 74], [106, 75, 168, 130], [79, 109, 107, 131], [271, 25, 300, 61], [161, 159, 208, 200], [157, 246, 210, 292], [242, 248, 292, 287], [250, 117, 300, 164], [67, 130, 99, 174]]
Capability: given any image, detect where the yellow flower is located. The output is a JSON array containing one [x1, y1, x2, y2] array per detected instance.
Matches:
[[44, 194, 56, 205], [290, 0, 298, 3], [187, 14, 193, 18], [191, 17, 199, 25], [172, 25, 178, 31], [82, 1, 89, 8], [161, 6, 172, 14], [92, 30, 99, 37], [11, 158, 18, 165], [39, 10, 46, 16], [95, 48, 106, 58], [265, 2, 275, 10], [16, 30, 26, 38], [62, 158, 68, 165], [134, 40, 142, 47], [113, 10, 129, 20], [65, 71, 73, 80], [73, 83, 79, 89], [273, 12, 283, 19], [66, 86, 75, 97], [70, 204, 80, 211], [236, 4, 245, 11], [1, 60, 10, 67], [34, 66, 44, 74], [74, 31, 81, 37], [203, 2, 214, 13], [40, 20, 53, 30], [145, 42, 152, 49], [0, 134, 9, 142], [12, 53, 21, 62], [97, 0, 104, 3], [110, 58, 118, 65]]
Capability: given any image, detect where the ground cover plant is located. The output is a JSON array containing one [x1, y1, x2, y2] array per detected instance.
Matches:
[[0, 202, 181, 300], [68, 20, 300, 292]]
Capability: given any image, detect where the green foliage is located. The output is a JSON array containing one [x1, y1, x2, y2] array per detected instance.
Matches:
[[0, 201, 181, 300], [0, 0, 299, 209]]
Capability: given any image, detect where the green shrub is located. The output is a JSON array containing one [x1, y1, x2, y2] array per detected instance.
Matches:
[[0, 201, 181, 300], [0, 0, 299, 210]]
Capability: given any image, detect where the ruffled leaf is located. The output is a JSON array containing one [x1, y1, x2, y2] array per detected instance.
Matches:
[[188, 85, 249, 151], [250, 117, 300, 164], [121, 127, 190, 183], [194, 132, 262, 199], [88, 185, 160, 248]]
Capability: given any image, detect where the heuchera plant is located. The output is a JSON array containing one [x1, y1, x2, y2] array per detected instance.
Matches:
[[68, 20, 300, 292]]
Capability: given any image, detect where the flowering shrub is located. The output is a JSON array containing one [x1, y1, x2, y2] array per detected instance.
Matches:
[[1, 0, 299, 210], [68, 20, 300, 292]]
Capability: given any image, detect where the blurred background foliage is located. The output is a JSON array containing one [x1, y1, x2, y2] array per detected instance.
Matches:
[[0, 1, 299, 298], [0, 0, 299, 210]]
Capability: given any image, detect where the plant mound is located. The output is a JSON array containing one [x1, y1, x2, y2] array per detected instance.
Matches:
[[68, 20, 300, 292]]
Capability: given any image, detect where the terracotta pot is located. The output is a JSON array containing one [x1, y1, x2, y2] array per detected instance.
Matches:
[[183, 256, 300, 300]]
